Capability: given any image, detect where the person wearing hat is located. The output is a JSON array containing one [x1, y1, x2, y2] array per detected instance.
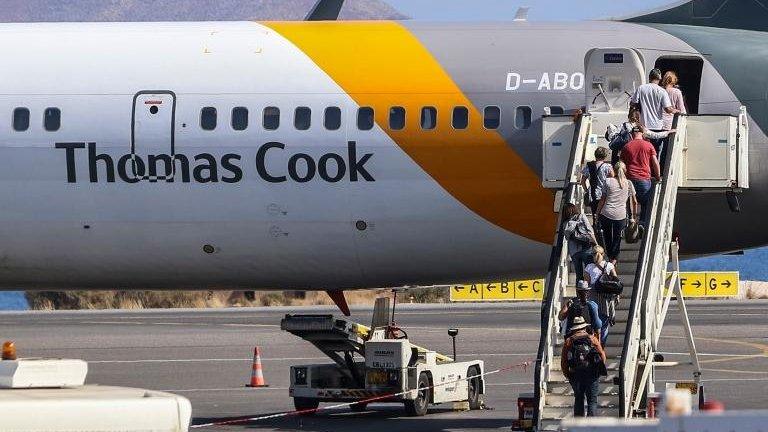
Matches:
[[561, 316, 607, 417], [558, 280, 602, 336], [620, 126, 661, 227]]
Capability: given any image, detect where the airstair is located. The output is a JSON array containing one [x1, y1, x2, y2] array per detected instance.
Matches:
[[532, 48, 750, 431]]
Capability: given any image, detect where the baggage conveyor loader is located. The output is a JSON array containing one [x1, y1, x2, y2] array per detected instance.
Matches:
[[281, 297, 485, 416]]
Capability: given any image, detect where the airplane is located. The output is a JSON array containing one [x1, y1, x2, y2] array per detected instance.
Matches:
[[0, 0, 765, 314]]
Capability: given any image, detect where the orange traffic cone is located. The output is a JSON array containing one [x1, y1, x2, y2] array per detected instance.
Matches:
[[246, 346, 269, 387]]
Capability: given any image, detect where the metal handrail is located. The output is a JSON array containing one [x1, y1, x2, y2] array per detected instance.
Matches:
[[533, 114, 591, 428], [618, 114, 685, 417]]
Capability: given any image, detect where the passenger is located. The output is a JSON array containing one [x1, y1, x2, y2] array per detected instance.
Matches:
[[661, 71, 687, 131], [607, 108, 674, 164], [620, 126, 661, 227], [631, 68, 680, 161], [580, 147, 614, 220], [561, 316, 607, 418], [562, 203, 599, 278], [596, 161, 638, 264], [558, 280, 602, 336], [584, 246, 619, 346]]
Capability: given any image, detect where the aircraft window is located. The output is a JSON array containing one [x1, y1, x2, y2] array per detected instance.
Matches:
[[549, 106, 565, 115], [201, 107, 217, 131], [324, 107, 341, 130], [515, 106, 532, 129], [484, 106, 500, 130], [13, 107, 30, 132], [263, 107, 280, 130], [452, 106, 469, 129], [421, 106, 437, 130], [389, 106, 406, 130], [44, 107, 61, 131], [357, 107, 374, 131], [295, 107, 312, 131], [231, 107, 248, 131]]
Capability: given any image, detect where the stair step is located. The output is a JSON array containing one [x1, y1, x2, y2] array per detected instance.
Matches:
[[542, 406, 619, 419], [547, 381, 619, 396], [539, 418, 564, 431], [545, 399, 619, 409], [547, 370, 617, 384], [545, 394, 619, 407], [551, 357, 619, 371]]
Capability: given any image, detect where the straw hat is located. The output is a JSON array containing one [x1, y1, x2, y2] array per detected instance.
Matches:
[[569, 316, 590, 333]]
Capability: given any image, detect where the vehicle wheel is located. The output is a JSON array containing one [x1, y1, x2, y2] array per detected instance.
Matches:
[[404, 372, 431, 416], [467, 366, 482, 410], [350, 402, 368, 412], [293, 397, 319, 414]]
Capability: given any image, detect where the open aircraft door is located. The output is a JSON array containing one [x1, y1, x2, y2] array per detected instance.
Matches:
[[131, 91, 176, 181], [542, 48, 645, 189], [680, 106, 750, 190]]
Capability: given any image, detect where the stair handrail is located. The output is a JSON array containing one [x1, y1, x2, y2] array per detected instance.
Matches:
[[618, 114, 685, 417], [533, 113, 591, 428], [643, 116, 685, 356]]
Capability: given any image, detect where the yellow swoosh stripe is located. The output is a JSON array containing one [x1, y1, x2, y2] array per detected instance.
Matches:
[[265, 21, 555, 243]]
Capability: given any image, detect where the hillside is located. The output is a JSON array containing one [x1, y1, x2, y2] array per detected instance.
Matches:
[[0, 0, 407, 22]]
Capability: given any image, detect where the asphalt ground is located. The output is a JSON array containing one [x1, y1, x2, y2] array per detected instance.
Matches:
[[1, 300, 766, 431]]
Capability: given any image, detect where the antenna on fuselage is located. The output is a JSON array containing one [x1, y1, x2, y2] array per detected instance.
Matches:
[[305, 0, 345, 21], [513, 6, 530, 22]]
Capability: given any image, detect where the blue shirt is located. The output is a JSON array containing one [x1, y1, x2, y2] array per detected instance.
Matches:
[[563, 299, 603, 335]]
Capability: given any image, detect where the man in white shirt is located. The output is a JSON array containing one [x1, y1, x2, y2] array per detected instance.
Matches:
[[631, 68, 680, 162]]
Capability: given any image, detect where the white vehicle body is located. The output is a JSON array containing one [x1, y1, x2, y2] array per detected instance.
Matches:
[[282, 313, 484, 415]]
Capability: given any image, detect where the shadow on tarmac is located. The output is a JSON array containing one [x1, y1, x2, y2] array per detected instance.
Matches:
[[194, 405, 511, 431]]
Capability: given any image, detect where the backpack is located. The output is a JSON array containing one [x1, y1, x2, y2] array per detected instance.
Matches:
[[608, 122, 632, 151], [567, 300, 592, 331], [565, 215, 594, 248], [594, 261, 624, 296], [566, 335, 599, 373]]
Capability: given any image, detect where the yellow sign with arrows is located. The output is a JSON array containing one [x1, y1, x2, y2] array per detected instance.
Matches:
[[450, 279, 545, 302], [451, 272, 738, 302]]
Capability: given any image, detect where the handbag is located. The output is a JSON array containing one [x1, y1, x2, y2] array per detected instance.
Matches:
[[625, 219, 644, 244], [594, 261, 624, 295]]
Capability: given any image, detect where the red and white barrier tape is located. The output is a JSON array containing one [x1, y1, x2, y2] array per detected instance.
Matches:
[[191, 360, 532, 428]]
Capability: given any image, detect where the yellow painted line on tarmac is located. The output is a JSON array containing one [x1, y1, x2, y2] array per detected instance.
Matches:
[[701, 368, 768, 375], [695, 336, 768, 355], [699, 354, 767, 365]]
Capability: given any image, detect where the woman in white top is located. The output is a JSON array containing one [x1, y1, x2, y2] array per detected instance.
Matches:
[[596, 161, 638, 264], [584, 246, 618, 345], [662, 71, 687, 131]]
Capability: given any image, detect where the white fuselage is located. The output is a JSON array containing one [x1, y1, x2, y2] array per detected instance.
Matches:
[[0, 22, 545, 290]]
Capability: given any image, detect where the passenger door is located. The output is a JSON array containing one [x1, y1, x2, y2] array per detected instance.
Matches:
[[131, 91, 176, 181]]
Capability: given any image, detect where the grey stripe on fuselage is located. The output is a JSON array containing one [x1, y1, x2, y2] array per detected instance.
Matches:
[[402, 20, 768, 255]]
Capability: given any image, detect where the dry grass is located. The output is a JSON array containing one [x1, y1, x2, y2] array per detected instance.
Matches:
[[25, 287, 450, 311]]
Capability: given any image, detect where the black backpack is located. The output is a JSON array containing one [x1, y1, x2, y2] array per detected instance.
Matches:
[[566, 335, 599, 373], [609, 122, 632, 151], [567, 300, 592, 331]]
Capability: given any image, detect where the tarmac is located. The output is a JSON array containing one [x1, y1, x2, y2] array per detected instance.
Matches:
[[1, 300, 767, 431]]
